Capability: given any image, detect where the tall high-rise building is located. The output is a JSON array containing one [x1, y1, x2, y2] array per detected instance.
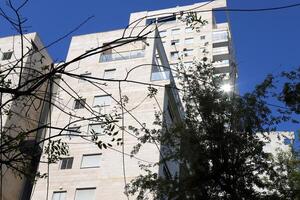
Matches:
[[0, 33, 53, 200], [0, 1, 238, 200], [30, 1, 237, 200], [129, 0, 237, 91], [31, 26, 182, 200]]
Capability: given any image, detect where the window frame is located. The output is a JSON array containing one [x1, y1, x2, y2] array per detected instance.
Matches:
[[185, 27, 193, 33], [74, 188, 96, 200], [170, 39, 180, 46], [60, 157, 74, 170], [88, 123, 105, 135], [80, 154, 101, 169], [66, 126, 81, 138], [74, 98, 86, 109], [52, 191, 66, 200], [93, 95, 112, 107], [183, 49, 194, 57], [103, 69, 116, 79], [1, 51, 13, 60], [170, 51, 179, 60], [184, 37, 194, 45], [159, 30, 167, 38], [171, 28, 180, 35]]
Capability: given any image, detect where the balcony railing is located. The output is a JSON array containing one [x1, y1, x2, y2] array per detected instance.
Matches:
[[100, 49, 145, 62], [213, 60, 229, 68], [212, 31, 228, 42], [212, 47, 229, 55]]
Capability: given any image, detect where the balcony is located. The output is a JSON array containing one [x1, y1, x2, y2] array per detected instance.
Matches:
[[212, 46, 229, 55], [213, 60, 229, 68], [99, 49, 145, 62], [212, 31, 229, 48], [212, 31, 228, 42]]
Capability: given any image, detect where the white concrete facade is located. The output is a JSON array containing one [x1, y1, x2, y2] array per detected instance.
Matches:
[[129, 0, 237, 90], [31, 26, 182, 200], [0, 33, 53, 200], [31, 1, 238, 199]]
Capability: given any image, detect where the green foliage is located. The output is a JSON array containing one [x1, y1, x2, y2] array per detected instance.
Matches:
[[44, 139, 69, 163], [126, 59, 300, 200]]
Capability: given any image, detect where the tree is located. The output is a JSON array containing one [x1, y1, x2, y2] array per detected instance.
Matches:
[[126, 57, 300, 199], [0, 0, 157, 184], [1, 1, 299, 200]]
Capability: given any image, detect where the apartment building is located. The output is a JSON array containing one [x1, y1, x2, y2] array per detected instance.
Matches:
[[31, 26, 183, 200], [0, 33, 53, 200], [129, 0, 237, 91], [29, 1, 237, 200]]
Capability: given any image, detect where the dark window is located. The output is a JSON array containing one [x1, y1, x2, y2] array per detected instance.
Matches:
[[146, 15, 176, 25], [2, 52, 13, 60], [60, 157, 73, 169], [74, 98, 86, 109], [67, 126, 81, 137], [146, 18, 156, 25], [157, 15, 176, 23]]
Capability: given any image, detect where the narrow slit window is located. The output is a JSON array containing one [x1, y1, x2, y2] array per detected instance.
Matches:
[[60, 157, 74, 170]]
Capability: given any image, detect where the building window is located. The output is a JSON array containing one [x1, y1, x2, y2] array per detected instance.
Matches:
[[159, 30, 167, 38], [103, 69, 116, 79], [185, 27, 193, 33], [171, 28, 180, 35], [183, 49, 193, 57], [66, 126, 81, 137], [170, 39, 180, 46], [79, 72, 91, 83], [74, 98, 86, 109], [184, 61, 193, 68], [1, 52, 13, 60], [212, 31, 228, 41], [146, 18, 156, 25], [81, 154, 101, 168], [52, 191, 66, 200], [170, 51, 179, 60], [75, 188, 96, 200], [200, 35, 206, 40], [88, 123, 104, 135], [147, 15, 176, 24], [157, 15, 176, 23], [184, 38, 194, 45], [99, 49, 145, 62], [151, 65, 170, 81], [93, 95, 111, 107], [60, 157, 74, 170]]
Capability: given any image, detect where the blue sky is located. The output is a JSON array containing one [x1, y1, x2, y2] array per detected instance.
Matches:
[[0, 0, 299, 138]]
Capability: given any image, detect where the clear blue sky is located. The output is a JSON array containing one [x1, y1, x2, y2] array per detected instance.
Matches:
[[1, 0, 299, 138]]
